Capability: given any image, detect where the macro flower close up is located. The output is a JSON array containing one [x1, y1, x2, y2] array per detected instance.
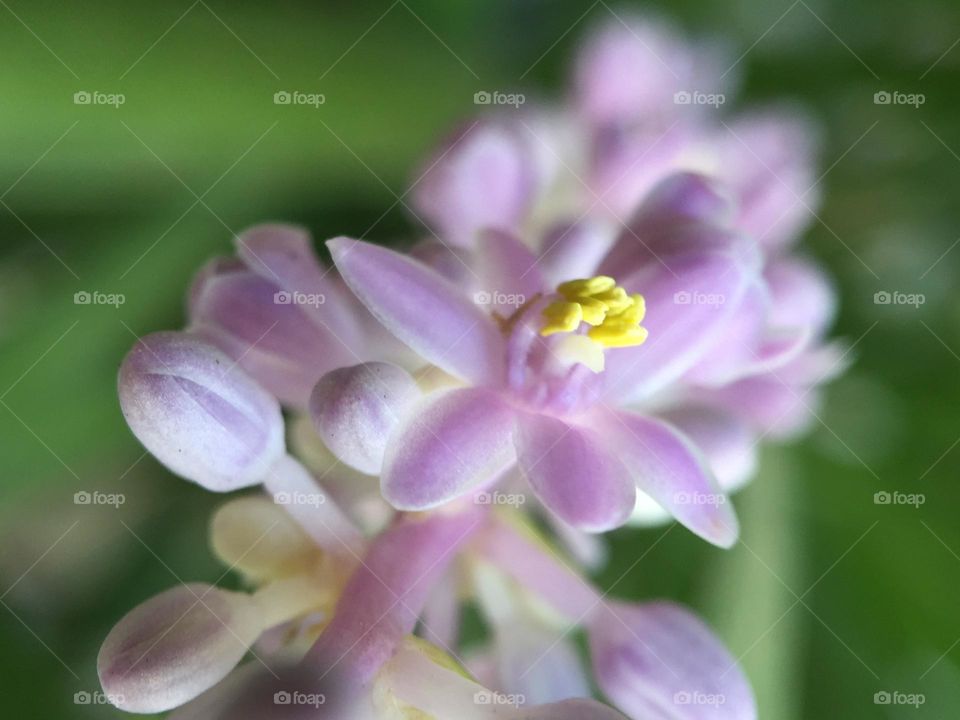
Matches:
[[92, 12, 848, 720]]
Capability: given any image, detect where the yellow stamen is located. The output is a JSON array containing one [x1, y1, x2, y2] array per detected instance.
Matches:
[[541, 301, 583, 336], [540, 276, 648, 352]]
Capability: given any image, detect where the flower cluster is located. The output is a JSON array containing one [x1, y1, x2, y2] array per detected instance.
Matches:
[[99, 14, 842, 720]]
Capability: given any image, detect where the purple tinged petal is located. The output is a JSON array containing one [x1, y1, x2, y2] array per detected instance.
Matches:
[[599, 410, 739, 548], [720, 109, 821, 251], [309, 362, 421, 475], [515, 412, 636, 532], [189, 268, 353, 407], [98, 583, 264, 714], [765, 256, 836, 337], [381, 388, 517, 510], [411, 121, 536, 247], [660, 407, 758, 494], [234, 224, 321, 286], [538, 219, 617, 288], [304, 508, 485, 691], [118, 331, 285, 492], [599, 172, 738, 279], [473, 228, 546, 312], [410, 238, 477, 287], [589, 601, 756, 720], [575, 17, 698, 126], [605, 242, 761, 404], [328, 237, 506, 386]]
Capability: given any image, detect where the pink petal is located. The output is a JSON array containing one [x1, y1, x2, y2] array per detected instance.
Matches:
[[589, 600, 756, 720], [538, 219, 617, 288], [190, 268, 353, 407], [599, 410, 739, 548], [309, 362, 421, 475], [515, 412, 636, 532], [660, 407, 758, 494], [473, 229, 545, 313], [411, 121, 536, 247], [382, 388, 517, 510], [765, 256, 836, 337], [720, 109, 821, 251], [605, 243, 761, 404], [329, 237, 506, 386]]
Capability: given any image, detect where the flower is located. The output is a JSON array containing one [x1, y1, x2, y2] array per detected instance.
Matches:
[[318, 190, 756, 544]]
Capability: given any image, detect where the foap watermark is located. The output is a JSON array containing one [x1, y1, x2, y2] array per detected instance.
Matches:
[[474, 490, 526, 507], [74, 90, 125, 108], [873, 290, 925, 308], [674, 90, 725, 108], [74, 690, 125, 705], [274, 290, 325, 307], [273, 90, 326, 108], [874, 691, 925, 708], [674, 491, 726, 507], [274, 490, 326, 508], [474, 690, 525, 708], [474, 90, 526, 108], [75, 290, 125, 307], [874, 91, 925, 108], [74, 490, 125, 508], [874, 491, 925, 508], [473, 290, 526, 308], [673, 290, 725, 308], [674, 691, 726, 707], [274, 691, 326, 708]]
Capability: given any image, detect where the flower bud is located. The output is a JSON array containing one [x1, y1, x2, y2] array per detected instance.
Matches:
[[309, 362, 420, 475], [98, 583, 264, 714], [118, 331, 284, 491]]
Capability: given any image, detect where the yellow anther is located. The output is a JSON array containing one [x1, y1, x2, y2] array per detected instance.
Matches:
[[579, 297, 608, 325], [540, 276, 648, 356], [541, 301, 583, 336], [557, 276, 616, 298], [588, 324, 649, 348]]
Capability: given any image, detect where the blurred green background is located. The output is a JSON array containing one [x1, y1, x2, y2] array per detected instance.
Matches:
[[1, 0, 957, 717]]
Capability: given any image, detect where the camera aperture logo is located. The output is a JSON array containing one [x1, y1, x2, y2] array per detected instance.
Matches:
[[873, 490, 925, 508], [674, 691, 726, 707], [473, 290, 526, 309], [674, 491, 726, 507], [474, 490, 526, 507], [874, 691, 925, 707], [74, 90, 125, 108], [74, 490, 125, 508], [274, 691, 326, 707], [474, 90, 526, 108], [274, 490, 326, 508], [673, 290, 725, 308], [873, 91, 924, 108], [673, 90, 725, 108], [274, 90, 325, 108], [74, 290, 125, 308], [75, 691, 124, 705], [873, 290, 924, 308], [474, 690, 525, 707], [274, 290, 325, 307]]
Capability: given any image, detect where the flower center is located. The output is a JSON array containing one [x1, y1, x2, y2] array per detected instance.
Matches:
[[538, 276, 647, 372]]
